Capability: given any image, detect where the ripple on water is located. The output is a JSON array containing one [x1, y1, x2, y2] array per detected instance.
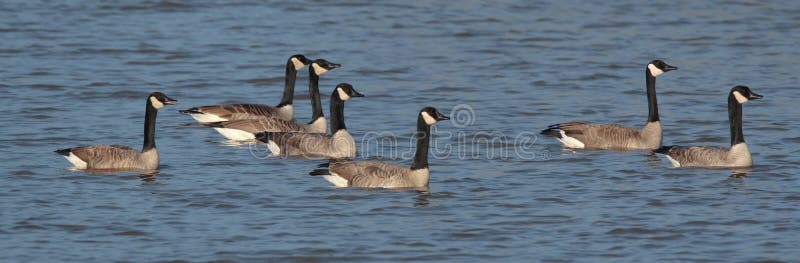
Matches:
[[2, 1, 800, 262]]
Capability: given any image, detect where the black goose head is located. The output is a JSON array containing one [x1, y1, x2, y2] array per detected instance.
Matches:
[[420, 107, 450, 126], [289, 54, 312, 70], [334, 83, 364, 101], [310, 59, 341, 75], [148, 92, 177, 109], [647, 59, 678, 77], [730, 85, 763, 104]]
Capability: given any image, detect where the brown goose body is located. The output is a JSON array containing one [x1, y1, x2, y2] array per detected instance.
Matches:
[[59, 146, 159, 170], [543, 121, 662, 150], [318, 161, 430, 188], [655, 144, 752, 168], [181, 103, 292, 123], [208, 116, 326, 141]]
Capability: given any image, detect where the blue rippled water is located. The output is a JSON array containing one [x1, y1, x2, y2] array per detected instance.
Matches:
[[1, 1, 799, 261]]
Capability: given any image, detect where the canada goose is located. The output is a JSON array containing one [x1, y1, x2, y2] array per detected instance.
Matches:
[[54, 92, 177, 170], [255, 83, 364, 158], [654, 86, 762, 167], [541, 60, 677, 150], [207, 59, 340, 141], [179, 54, 312, 123], [309, 107, 449, 188]]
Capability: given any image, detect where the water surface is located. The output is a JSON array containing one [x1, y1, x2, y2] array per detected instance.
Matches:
[[1, 1, 799, 261]]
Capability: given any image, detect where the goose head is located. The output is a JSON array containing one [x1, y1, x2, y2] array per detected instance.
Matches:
[[647, 59, 678, 77], [148, 92, 177, 110], [310, 59, 341, 75], [731, 85, 763, 104], [289, 54, 312, 70], [335, 83, 364, 101], [420, 107, 450, 126]]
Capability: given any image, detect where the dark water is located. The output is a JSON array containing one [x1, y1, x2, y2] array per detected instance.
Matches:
[[2, 1, 799, 261]]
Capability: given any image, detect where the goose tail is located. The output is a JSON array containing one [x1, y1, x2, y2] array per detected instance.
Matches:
[[309, 168, 331, 176], [179, 108, 202, 114], [202, 121, 225, 128], [254, 132, 273, 142], [54, 148, 72, 156], [540, 124, 563, 138], [653, 145, 674, 154]]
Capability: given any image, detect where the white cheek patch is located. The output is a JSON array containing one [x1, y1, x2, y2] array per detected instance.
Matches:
[[291, 57, 305, 70], [336, 88, 350, 101], [421, 111, 437, 125], [647, 64, 664, 77], [149, 96, 164, 109], [732, 91, 749, 103], [312, 63, 329, 75]]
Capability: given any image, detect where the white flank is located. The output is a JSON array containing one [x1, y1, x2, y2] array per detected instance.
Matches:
[[322, 173, 349, 187], [421, 111, 437, 125], [291, 57, 306, 70], [664, 155, 682, 167], [557, 130, 585, 148], [64, 152, 88, 169], [265, 140, 281, 156], [213, 128, 255, 141], [188, 113, 227, 123], [312, 63, 328, 75], [150, 97, 164, 109], [336, 87, 350, 100], [647, 64, 664, 77], [732, 91, 749, 104]]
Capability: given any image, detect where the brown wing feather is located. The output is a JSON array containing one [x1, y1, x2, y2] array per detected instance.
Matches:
[[70, 145, 143, 169], [664, 146, 729, 167], [197, 104, 279, 120], [219, 118, 305, 133], [263, 132, 336, 158], [329, 161, 410, 187], [560, 123, 644, 149]]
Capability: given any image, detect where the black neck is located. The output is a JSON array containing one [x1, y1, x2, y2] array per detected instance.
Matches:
[[308, 66, 324, 123], [277, 60, 298, 107], [143, 99, 158, 151], [410, 116, 431, 170], [646, 68, 659, 122], [728, 94, 745, 145], [330, 91, 346, 133]]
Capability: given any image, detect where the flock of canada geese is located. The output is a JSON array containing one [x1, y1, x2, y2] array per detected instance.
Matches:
[[55, 54, 763, 187]]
